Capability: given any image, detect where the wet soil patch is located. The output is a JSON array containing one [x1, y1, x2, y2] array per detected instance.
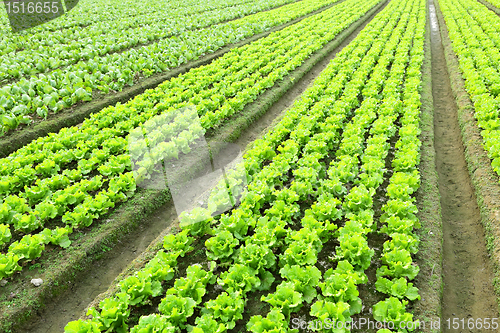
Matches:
[[430, 0, 498, 330]]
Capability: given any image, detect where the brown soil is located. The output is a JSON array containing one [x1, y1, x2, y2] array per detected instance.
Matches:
[[429, 0, 499, 330]]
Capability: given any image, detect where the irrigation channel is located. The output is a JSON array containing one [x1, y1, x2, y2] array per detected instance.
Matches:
[[430, 0, 499, 331]]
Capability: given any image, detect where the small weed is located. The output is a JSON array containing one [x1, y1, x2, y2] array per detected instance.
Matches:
[[28, 263, 42, 271]]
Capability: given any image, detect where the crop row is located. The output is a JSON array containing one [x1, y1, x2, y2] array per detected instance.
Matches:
[[0, 0, 202, 34], [0, 0, 255, 50], [0, 0, 382, 280], [485, 0, 500, 11], [373, 0, 425, 331], [63, 0, 426, 331], [0, 0, 297, 84], [0, 0, 340, 134], [437, 0, 500, 183]]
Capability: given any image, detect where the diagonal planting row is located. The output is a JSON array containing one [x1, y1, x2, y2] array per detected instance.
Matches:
[[0, 0, 297, 84], [437, 0, 500, 184], [0, 0, 202, 34], [483, 0, 500, 11], [63, 0, 426, 331], [0, 0, 333, 134], [0, 0, 254, 52], [372, 0, 425, 331], [0, 0, 383, 280]]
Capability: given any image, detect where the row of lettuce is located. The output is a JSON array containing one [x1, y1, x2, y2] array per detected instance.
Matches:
[[0, 0, 382, 280], [64, 0, 426, 331], [0, 0, 201, 33], [437, 0, 500, 183], [485, 0, 500, 12], [0, 0, 297, 84], [0, 0, 255, 53], [0, 0, 259, 34], [0, 0, 329, 134]]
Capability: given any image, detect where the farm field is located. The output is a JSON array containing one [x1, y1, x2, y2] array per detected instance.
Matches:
[[1, 0, 500, 332]]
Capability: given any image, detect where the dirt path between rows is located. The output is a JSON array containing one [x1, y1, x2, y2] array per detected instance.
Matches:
[[429, 0, 499, 330], [18, 2, 388, 332]]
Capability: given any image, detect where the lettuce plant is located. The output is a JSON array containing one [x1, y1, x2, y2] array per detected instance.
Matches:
[[204, 291, 245, 329], [25, 184, 51, 205], [34, 200, 58, 223], [0, 224, 11, 246], [119, 270, 162, 306], [12, 212, 41, 233], [87, 292, 131, 333], [373, 297, 417, 332], [375, 277, 420, 301], [377, 249, 419, 280], [335, 233, 374, 271], [130, 314, 175, 333], [301, 211, 337, 242], [383, 233, 419, 254], [261, 282, 303, 321], [205, 230, 239, 261], [237, 243, 276, 272], [188, 314, 227, 333], [309, 300, 351, 332], [62, 204, 97, 228], [380, 198, 419, 225], [265, 199, 300, 223], [143, 251, 176, 282], [64, 319, 102, 333], [247, 226, 278, 248], [179, 207, 213, 237], [320, 177, 348, 197], [218, 264, 261, 294], [0, 253, 21, 279], [342, 185, 374, 213], [41, 226, 72, 248], [310, 194, 343, 222], [217, 210, 255, 240], [255, 216, 288, 240], [286, 227, 322, 253], [158, 294, 197, 329], [167, 264, 214, 304], [163, 229, 194, 257], [379, 216, 417, 235], [319, 262, 365, 315], [280, 264, 321, 303], [280, 234, 320, 266], [8, 234, 45, 260], [247, 309, 297, 333]]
